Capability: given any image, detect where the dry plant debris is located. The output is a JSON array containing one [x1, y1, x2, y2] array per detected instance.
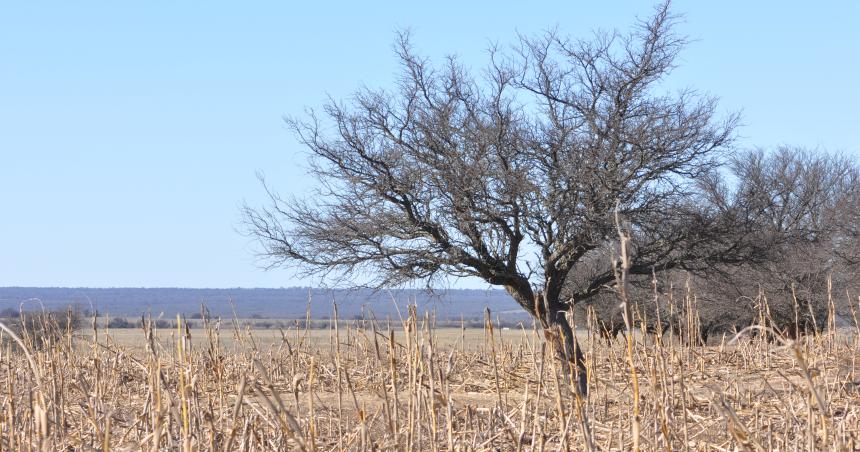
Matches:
[[1, 304, 859, 451]]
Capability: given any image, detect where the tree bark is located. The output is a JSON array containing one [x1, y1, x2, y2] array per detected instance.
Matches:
[[506, 285, 588, 396]]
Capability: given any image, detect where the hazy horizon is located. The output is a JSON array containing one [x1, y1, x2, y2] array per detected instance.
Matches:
[[0, 285, 505, 291], [0, 286, 522, 319]]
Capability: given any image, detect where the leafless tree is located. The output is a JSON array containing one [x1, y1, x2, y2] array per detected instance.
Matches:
[[585, 148, 860, 342], [695, 147, 860, 337], [243, 3, 764, 395]]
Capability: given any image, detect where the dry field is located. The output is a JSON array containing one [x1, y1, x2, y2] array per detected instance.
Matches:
[[2, 307, 860, 451]]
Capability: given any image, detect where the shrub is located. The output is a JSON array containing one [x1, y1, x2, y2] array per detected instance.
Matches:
[[1, 308, 82, 349]]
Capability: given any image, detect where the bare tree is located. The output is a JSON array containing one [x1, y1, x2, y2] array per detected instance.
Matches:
[[243, 3, 751, 395], [695, 147, 860, 337], [584, 148, 860, 342]]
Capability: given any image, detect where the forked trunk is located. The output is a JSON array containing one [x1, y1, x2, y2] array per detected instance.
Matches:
[[507, 285, 588, 396]]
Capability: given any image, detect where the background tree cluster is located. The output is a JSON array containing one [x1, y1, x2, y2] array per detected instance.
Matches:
[[578, 147, 860, 342]]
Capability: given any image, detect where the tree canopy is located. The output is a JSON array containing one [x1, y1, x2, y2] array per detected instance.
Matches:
[[241, 2, 859, 395]]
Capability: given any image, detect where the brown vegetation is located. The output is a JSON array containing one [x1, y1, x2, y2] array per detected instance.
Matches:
[[2, 295, 860, 450], [0, 308, 82, 349]]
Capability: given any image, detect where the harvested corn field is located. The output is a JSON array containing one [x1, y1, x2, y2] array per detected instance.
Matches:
[[2, 305, 860, 450]]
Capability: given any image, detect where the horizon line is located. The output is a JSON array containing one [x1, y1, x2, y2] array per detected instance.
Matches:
[[0, 286, 503, 291]]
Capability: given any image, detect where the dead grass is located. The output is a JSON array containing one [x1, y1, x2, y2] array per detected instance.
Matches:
[[1, 305, 860, 451]]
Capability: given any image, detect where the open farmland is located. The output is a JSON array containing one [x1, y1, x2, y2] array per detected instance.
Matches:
[[5, 0, 860, 450], [2, 305, 860, 450], [99, 325, 529, 353]]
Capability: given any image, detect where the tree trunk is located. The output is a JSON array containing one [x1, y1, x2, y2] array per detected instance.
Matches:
[[538, 291, 588, 397], [506, 285, 588, 396]]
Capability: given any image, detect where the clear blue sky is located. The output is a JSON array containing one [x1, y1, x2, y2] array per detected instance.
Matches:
[[2, 1, 858, 288]]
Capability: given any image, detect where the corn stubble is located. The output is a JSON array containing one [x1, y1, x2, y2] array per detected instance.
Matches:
[[1, 297, 860, 451]]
